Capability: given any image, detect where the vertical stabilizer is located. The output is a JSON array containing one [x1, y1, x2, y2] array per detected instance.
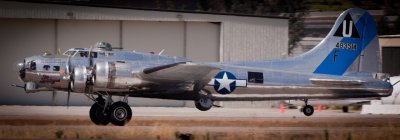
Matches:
[[312, 8, 379, 75]]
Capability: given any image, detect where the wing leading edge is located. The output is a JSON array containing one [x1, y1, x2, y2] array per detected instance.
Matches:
[[140, 62, 220, 92]]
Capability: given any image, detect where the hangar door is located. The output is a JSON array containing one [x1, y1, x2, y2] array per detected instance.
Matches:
[[0, 18, 56, 105], [382, 47, 400, 76], [122, 21, 220, 62], [186, 22, 220, 62]]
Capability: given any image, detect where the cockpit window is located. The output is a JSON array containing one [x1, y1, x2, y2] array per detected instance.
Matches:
[[91, 52, 98, 58], [79, 51, 88, 57], [78, 51, 97, 58], [29, 61, 36, 70]]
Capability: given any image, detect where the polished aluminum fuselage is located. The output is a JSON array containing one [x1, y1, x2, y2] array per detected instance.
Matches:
[[205, 63, 392, 101], [19, 48, 392, 101]]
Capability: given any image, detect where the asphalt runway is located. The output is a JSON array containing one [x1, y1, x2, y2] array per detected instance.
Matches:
[[0, 106, 399, 140]]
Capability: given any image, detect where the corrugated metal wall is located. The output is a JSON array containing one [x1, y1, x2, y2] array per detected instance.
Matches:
[[0, 1, 289, 62], [222, 20, 288, 61]]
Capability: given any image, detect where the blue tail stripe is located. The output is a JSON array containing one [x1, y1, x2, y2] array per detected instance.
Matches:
[[314, 12, 376, 75], [362, 12, 378, 48]]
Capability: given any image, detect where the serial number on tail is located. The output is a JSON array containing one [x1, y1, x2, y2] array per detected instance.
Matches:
[[336, 42, 357, 50]]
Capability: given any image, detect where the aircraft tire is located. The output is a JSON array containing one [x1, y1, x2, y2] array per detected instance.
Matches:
[[303, 105, 314, 116], [109, 101, 132, 126], [342, 106, 349, 113], [89, 103, 110, 125], [195, 97, 213, 111]]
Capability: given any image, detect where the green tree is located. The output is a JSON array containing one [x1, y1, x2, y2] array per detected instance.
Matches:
[[271, 0, 309, 56]]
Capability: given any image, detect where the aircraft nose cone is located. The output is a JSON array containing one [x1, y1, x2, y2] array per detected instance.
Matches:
[[17, 62, 24, 70], [16, 60, 26, 81]]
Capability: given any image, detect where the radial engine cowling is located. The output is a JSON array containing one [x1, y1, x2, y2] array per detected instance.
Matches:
[[71, 66, 88, 93], [94, 61, 141, 89]]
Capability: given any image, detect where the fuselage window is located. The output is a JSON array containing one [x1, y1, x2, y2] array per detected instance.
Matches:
[[79, 51, 88, 57], [248, 72, 264, 83], [91, 52, 98, 58], [53, 66, 60, 71], [43, 65, 50, 71]]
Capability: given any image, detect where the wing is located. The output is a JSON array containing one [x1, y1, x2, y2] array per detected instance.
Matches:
[[140, 62, 220, 91]]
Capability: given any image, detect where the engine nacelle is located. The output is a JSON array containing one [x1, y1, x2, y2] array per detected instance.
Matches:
[[71, 66, 88, 93], [25, 82, 37, 93], [94, 61, 141, 89], [24, 81, 53, 93]]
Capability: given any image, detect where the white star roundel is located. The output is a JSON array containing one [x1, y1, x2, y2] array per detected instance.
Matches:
[[215, 72, 236, 93], [214, 71, 236, 94], [208, 71, 247, 95]]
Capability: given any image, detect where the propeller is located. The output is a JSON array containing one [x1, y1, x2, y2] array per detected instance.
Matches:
[[65, 54, 73, 108], [88, 45, 94, 67], [87, 45, 95, 87], [57, 48, 62, 55], [63, 45, 96, 108], [52, 48, 63, 106], [52, 91, 56, 106], [67, 79, 71, 108]]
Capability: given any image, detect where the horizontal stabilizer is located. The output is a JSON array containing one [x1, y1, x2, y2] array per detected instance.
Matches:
[[309, 78, 365, 86]]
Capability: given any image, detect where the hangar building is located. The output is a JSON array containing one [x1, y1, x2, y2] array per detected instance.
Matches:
[[0, 1, 289, 107]]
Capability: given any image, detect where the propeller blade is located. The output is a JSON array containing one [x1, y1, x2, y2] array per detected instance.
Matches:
[[67, 90, 71, 108], [158, 49, 165, 55], [57, 48, 62, 55], [52, 91, 56, 106], [66, 55, 72, 75], [88, 45, 94, 67], [67, 80, 72, 108]]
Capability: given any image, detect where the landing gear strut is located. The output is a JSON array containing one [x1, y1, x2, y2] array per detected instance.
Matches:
[[302, 99, 314, 116], [88, 94, 132, 126]]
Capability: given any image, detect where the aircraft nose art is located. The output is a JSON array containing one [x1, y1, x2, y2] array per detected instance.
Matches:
[[208, 71, 247, 94]]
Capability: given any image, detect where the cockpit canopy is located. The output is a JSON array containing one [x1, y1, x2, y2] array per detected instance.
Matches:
[[63, 42, 112, 57]]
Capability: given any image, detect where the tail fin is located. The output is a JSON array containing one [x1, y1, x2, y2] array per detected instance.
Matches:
[[309, 8, 380, 75]]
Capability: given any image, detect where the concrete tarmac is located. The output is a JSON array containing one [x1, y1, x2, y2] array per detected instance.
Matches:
[[0, 105, 372, 117], [0, 106, 399, 140]]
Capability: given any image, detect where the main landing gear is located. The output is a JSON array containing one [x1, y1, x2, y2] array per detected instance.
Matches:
[[89, 94, 132, 126], [195, 90, 213, 111], [301, 99, 314, 116]]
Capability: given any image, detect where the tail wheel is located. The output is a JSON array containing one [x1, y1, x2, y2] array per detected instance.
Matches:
[[109, 101, 132, 126], [342, 106, 349, 113], [89, 103, 110, 125], [303, 105, 314, 116]]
